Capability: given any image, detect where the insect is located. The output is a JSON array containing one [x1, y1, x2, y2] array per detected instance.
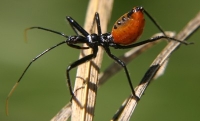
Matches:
[[6, 6, 191, 114]]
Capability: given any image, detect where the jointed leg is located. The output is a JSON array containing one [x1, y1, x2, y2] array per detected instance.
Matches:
[[103, 47, 140, 101], [66, 16, 89, 37], [66, 48, 98, 97], [90, 12, 102, 35]]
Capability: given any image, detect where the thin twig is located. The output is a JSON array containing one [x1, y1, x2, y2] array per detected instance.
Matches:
[[51, 102, 72, 121], [51, 0, 113, 121], [112, 11, 200, 121]]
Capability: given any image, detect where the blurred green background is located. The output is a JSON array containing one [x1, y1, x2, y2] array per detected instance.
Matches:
[[1, 0, 199, 121]]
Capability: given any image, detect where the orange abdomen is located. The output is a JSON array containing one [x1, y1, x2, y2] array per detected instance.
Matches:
[[111, 7, 145, 45]]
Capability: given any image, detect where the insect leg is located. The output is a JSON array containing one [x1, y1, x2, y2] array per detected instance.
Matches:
[[66, 16, 89, 37], [90, 12, 102, 35], [66, 47, 98, 97], [103, 46, 140, 101]]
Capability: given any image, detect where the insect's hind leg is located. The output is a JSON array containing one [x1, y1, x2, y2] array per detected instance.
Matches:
[[103, 47, 140, 101]]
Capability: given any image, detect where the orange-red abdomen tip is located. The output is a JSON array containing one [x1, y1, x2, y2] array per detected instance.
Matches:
[[111, 7, 145, 45]]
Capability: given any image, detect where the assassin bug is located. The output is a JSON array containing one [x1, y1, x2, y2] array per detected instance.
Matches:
[[6, 6, 191, 114]]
